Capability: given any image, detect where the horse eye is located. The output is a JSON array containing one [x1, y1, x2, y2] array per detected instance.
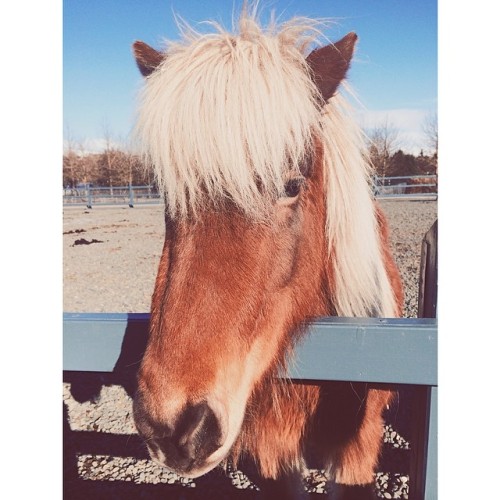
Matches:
[[283, 178, 304, 198]]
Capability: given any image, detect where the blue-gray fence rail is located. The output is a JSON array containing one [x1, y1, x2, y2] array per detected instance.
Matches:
[[62, 175, 437, 208], [63, 313, 437, 500]]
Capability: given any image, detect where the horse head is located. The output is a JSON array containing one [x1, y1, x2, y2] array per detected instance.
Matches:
[[131, 12, 402, 482]]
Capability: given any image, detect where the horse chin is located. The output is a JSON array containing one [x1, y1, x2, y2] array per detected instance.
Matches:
[[147, 442, 230, 479]]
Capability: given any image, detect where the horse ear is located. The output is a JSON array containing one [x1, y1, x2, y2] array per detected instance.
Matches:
[[306, 32, 358, 104], [132, 41, 164, 77]]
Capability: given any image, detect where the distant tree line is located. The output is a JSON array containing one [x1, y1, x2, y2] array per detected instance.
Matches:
[[63, 115, 438, 188], [370, 147, 437, 179], [63, 146, 436, 190], [366, 115, 437, 179], [63, 148, 154, 189]]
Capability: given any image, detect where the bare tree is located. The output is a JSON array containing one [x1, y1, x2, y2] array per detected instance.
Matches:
[[366, 120, 400, 179], [63, 127, 80, 190], [101, 123, 122, 192], [422, 112, 438, 157], [119, 137, 138, 186], [77, 142, 99, 186]]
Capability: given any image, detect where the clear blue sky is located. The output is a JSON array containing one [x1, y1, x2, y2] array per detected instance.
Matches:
[[63, 0, 437, 153]]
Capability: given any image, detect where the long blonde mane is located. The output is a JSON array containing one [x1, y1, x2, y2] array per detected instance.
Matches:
[[134, 10, 397, 318]]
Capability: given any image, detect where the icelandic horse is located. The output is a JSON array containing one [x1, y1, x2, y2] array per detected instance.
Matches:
[[131, 9, 403, 500]]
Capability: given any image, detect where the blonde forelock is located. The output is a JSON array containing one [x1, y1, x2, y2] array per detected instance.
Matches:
[[135, 13, 326, 218]]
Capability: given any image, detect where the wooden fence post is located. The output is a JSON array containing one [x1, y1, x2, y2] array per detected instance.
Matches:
[[418, 220, 438, 318], [411, 219, 438, 499]]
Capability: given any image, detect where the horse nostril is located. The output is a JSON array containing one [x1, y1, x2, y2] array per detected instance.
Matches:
[[141, 401, 223, 472], [172, 401, 223, 463]]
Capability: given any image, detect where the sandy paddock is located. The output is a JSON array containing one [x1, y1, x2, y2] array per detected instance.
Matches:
[[63, 200, 437, 317]]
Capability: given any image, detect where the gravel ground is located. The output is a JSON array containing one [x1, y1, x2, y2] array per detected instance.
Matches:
[[63, 200, 437, 317], [63, 200, 437, 499]]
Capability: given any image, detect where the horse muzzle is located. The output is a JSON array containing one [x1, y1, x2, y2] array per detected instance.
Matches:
[[133, 397, 228, 477]]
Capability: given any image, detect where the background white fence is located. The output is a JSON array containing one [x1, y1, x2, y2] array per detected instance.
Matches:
[[63, 175, 437, 208]]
